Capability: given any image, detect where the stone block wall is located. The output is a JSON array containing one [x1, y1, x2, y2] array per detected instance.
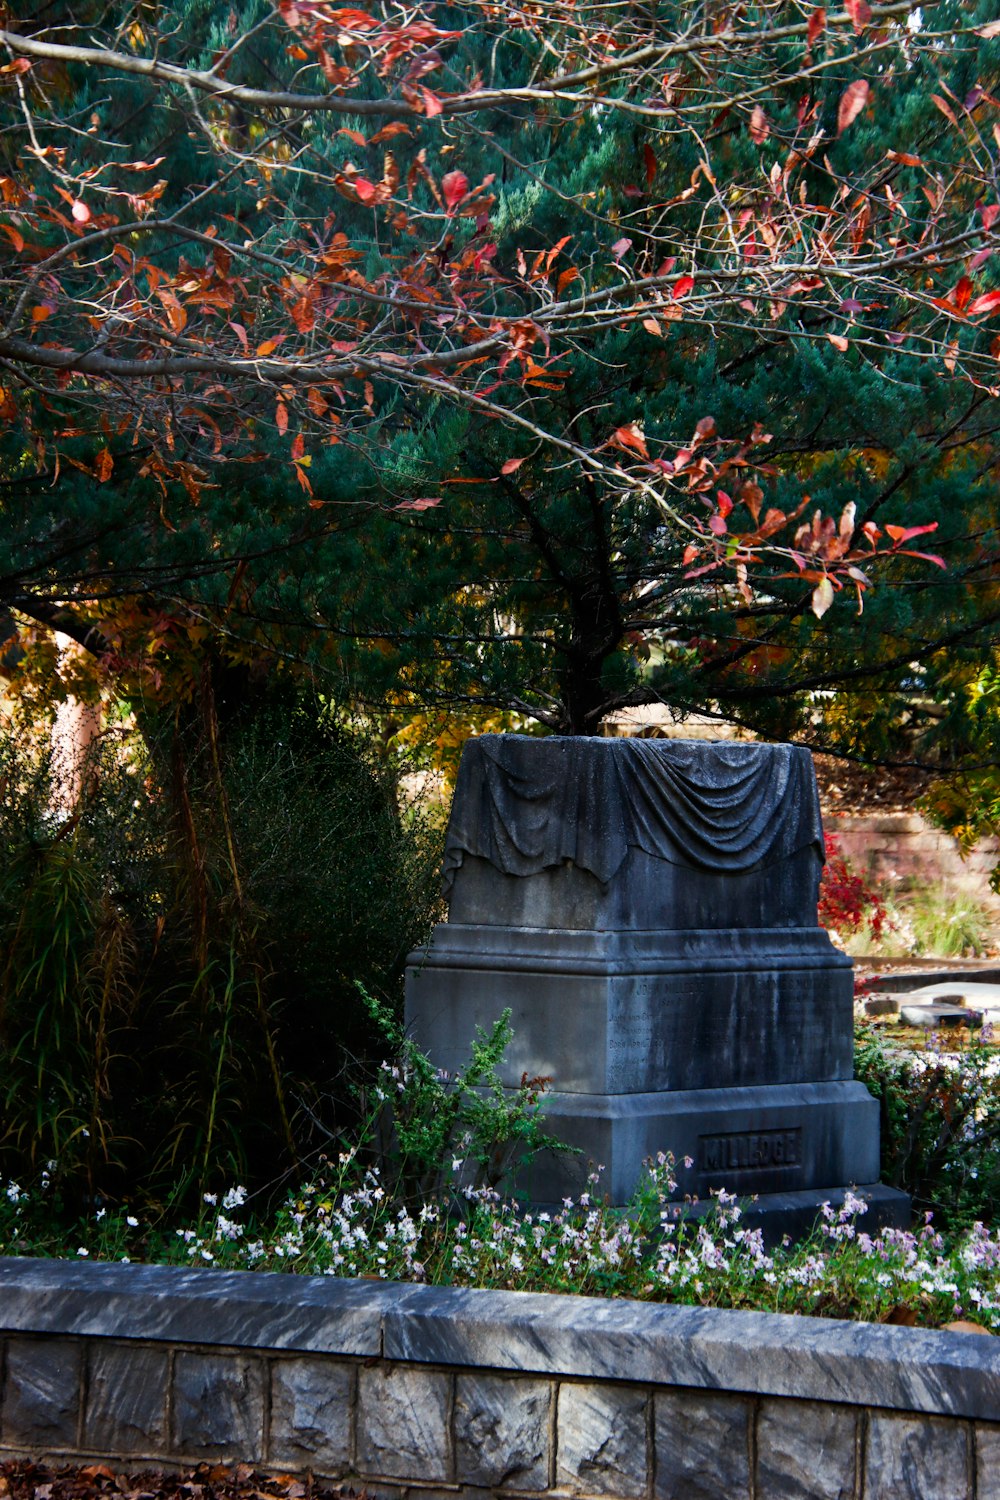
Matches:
[[827, 813, 1000, 905], [2, 1260, 999, 1500]]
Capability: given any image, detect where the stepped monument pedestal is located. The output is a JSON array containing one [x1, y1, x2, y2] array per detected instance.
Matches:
[[405, 734, 910, 1233]]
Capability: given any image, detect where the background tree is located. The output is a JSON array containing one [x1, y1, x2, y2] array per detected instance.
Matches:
[[0, 0, 997, 719]]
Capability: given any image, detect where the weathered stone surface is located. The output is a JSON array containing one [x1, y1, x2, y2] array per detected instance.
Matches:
[[454, 1374, 551, 1489], [84, 1342, 169, 1453], [356, 1365, 451, 1482], [441, 737, 824, 918], [381, 1288, 1000, 1421], [864, 995, 900, 1017], [405, 732, 891, 1213], [268, 1357, 352, 1472], [556, 1382, 648, 1497], [2, 1338, 82, 1449], [975, 1421, 1000, 1500], [654, 1390, 750, 1500], [171, 1352, 265, 1461], [523, 1080, 880, 1205], [0, 1258, 391, 1356], [899, 1003, 982, 1030], [755, 1398, 856, 1500], [864, 1412, 970, 1500], [406, 924, 853, 1097]]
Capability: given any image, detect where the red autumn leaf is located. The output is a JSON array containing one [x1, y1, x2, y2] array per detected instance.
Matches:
[[610, 423, 649, 459], [953, 275, 973, 312], [501, 457, 526, 475], [672, 274, 695, 300], [885, 522, 939, 544], [291, 296, 315, 332], [807, 7, 825, 47], [886, 151, 924, 168], [682, 543, 699, 566], [708, 514, 727, 536], [643, 143, 657, 188], [290, 432, 306, 461], [395, 496, 443, 510], [0, 58, 31, 74], [837, 81, 869, 137], [95, 447, 114, 482], [370, 122, 413, 144], [442, 171, 469, 212], [968, 289, 1000, 317], [826, 333, 849, 351], [749, 106, 769, 144], [420, 87, 443, 118], [844, 0, 871, 32], [642, 317, 662, 337], [981, 204, 999, 232], [352, 177, 377, 203], [275, 399, 289, 436], [932, 94, 959, 128], [716, 489, 733, 518], [0, 223, 24, 252], [611, 237, 632, 260]]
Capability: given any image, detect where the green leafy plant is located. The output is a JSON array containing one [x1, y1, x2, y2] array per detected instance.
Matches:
[[0, 692, 442, 1210], [855, 1022, 1000, 1226], [357, 986, 571, 1202]]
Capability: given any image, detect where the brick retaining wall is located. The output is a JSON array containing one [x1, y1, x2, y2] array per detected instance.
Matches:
[[1, 1260, 1000, 1499], [826, 813, 1000, 904]]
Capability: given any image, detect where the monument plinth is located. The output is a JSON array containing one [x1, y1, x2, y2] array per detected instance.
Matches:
[[405, 735, 909, 1228]]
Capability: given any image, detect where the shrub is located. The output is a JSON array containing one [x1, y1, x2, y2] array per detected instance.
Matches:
[[854, 1022, 1000, 1227], [0, 689, 443, 1210], [819, 833, 891, 944]]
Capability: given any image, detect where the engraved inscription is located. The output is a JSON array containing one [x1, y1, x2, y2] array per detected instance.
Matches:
[[608, 1024, 654, 1052], [698, 1127, 802, 1175]]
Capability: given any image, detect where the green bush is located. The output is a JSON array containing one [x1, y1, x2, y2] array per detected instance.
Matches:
[[854, 1022, 1000, 1226], [0, 689, 443, 1210]]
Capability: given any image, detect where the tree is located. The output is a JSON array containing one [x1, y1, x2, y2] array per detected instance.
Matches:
[[0, 1, 998, 739]]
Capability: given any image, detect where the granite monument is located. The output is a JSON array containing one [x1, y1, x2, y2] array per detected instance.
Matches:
[[405, 734, 909, 1229]]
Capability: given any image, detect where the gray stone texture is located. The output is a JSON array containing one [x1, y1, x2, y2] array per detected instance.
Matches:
[[521, 1080, 880, 1206], [975, 1421, 1000, 1500], [171, 1351, 266, 1461], [4, 1264, 1000, 1424], [407, 924, 854, 1096], [755, 1398, 856, 1500], [356, 1364, 452, 1482], [84, 1342, 169, 1453], [556, 1382, 648, 1497], [654, 1390, 750, 1500], [0, 1257, 395, 1354], [2, 1337, 82, 1449], [440, 737, 824, 924], [405, 733, 889, 1215], [864, 1412, 970, 1500], [380, 1287, 1000, 1421], [454, 1373, 551, 1489], [268, 1356, 353, 1473]]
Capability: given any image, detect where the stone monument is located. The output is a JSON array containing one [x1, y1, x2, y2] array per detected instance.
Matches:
[[405, 734, 909, 1231]]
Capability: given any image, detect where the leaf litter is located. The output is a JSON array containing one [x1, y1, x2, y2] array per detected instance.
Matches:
[[0, 1464, 373, 1500]]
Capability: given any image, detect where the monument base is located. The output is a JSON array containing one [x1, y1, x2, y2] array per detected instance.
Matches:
[[520, 1080, 882, 1205], [663, 1183, 912, 1245], [406, 922, 855, 1094]]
